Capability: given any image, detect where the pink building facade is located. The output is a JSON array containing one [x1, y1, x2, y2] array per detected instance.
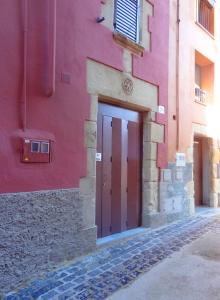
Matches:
[[0, 0, 170, 292]]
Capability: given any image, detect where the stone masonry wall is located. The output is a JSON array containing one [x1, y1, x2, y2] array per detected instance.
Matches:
[[0, 189, 96, 294], [160, 163, 194, 222]]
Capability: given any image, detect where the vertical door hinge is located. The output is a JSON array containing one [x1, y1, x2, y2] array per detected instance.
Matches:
[[110, 189, 112, 195], [111, 121, 112, 127], [127, 157, 128, 162], [110, 156, 112, 162], [126, 187, 128, 193]]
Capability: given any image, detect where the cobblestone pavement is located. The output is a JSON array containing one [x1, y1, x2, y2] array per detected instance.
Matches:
[[4, 214, 220, 300]]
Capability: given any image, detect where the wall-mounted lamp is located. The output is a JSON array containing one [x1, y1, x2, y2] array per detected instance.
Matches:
[[96, 17, 105, 23]]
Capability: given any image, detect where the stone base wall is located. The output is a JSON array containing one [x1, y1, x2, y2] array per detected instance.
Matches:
[[142, 163, 194, 228], [159, 163, 194, 219], [143, 211, 188, 228], [0, 189, 97, 294]]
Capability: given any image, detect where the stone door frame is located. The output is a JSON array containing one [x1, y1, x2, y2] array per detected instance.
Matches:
[[192, 124, 219, 208], [80, 59, 165, 239]]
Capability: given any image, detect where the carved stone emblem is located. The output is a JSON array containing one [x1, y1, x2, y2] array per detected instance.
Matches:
[[122, 77, 134, 95]]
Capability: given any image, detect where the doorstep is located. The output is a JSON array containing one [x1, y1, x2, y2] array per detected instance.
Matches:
[[97, 227, 149, 247]]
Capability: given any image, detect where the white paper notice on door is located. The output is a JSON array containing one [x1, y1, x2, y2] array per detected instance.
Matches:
[[96, 152, 102, 162]]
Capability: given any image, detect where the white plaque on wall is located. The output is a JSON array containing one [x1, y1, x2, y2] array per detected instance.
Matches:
[[158, 105, 165, 114], [176, 153, 186, 167]]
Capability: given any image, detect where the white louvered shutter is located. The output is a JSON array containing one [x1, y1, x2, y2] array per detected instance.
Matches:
[[207, 0, 215, 7], [114, 0, 139, 43]]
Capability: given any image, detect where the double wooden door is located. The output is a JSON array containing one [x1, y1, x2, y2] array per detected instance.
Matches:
[[96, 103, 141, 238]]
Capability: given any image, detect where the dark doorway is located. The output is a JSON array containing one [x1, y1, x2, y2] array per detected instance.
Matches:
[[96, 103, 142, 238], [193, 137, 211, 207], [193, 137, 203, 206], [193, 137, 210, 206]]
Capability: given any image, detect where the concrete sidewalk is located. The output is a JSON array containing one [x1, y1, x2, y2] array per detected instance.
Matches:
[[108, 230, 220, 300], [4, 209, 220, 300]]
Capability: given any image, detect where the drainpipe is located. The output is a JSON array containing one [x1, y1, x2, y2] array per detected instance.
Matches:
[[21, 0, 28, 131], [46, 0, 57, 97], [176, 0, 180, 151]]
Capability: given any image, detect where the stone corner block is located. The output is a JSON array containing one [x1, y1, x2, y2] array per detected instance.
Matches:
[[80, 177, 96, 228], [161, 169, 172, 182], [217, 164, 220, 179], [143, 111, 156, 122], [144, 122, 164, 143], [143, 160, 158, 182], [89, 94, 98, 122], [142, 181, 159, 213], [185, 181, 194, 198], [213, 148, 220, 164], [210, 192, 218, 208], [188, 198, 195, 216], [87, 148, 96, 177], [175, 169, 183, 181], [186, 147, 193, 163], [85, 121, 97, 149], [143, 141, 157, 161], [142, 212, 167, 228]]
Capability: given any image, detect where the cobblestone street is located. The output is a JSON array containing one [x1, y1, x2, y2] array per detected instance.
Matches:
[[4, 210, 220, 300]]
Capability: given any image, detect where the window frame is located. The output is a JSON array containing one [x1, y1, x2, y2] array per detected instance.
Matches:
[[196, 0, 215, 36], [114, 0, 141, 44], [31, 141, 41, 153]]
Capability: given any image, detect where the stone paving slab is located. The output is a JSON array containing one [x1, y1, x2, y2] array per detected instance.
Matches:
[[107, 229, 220, 300], [4, 215, 220, 300]]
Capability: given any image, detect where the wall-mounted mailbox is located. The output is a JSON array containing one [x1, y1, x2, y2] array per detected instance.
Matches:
[[21, 138, 51, 163]]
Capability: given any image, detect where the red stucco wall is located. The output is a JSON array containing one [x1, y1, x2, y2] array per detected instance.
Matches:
[[0, 0, 169, 193]]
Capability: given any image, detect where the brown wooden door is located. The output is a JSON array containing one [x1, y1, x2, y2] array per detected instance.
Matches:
[[193, 138, 203, 206], [96, 103, 141, 238], [127, 121, 141, 229]]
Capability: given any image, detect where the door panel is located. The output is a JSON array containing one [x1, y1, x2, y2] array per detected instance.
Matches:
[[111, 118, 129, 233], [101, 116, 112, 237], [96, 114, 102, 238], [121, 119, 128, 231], [111, 118, 122, 234], [96, 103, 141, 237], [127, 121, 140, 229]]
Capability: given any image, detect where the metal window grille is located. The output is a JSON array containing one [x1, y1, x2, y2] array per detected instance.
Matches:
[[195, 84, 208, 104], [114, 0, 140, 43]]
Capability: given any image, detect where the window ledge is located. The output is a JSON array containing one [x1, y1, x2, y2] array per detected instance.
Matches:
[[113, 32, 144, 56], [195, 21, 215, 39], [194, 99, 207, 106]]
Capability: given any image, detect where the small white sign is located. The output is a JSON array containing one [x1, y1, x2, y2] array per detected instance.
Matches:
[[96, 152, 102, 162], [176, 153, 186, 167], [158, 105, 165, 114]]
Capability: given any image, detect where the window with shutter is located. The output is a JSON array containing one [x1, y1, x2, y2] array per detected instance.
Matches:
[[197, 0, 215, 35], [114, 0, 140, 43]]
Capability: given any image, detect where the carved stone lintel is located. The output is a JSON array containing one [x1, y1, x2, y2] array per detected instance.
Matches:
[[122, 77, 134, 95]]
